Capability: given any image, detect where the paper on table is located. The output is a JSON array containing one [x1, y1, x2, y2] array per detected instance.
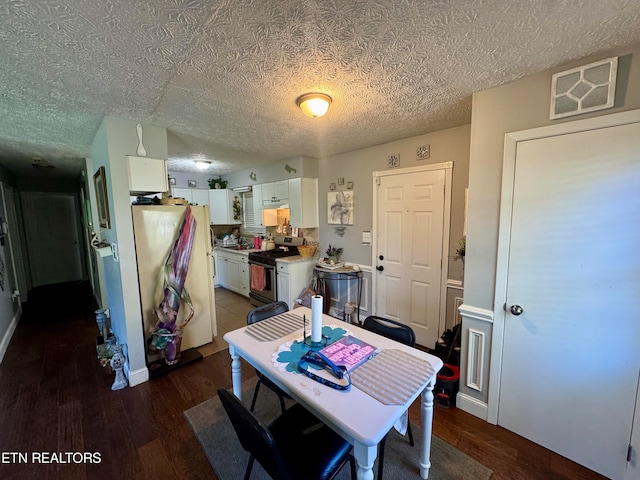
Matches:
[[311, 295, 323, 342]]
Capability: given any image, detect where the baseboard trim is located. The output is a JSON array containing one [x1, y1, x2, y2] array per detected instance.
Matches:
[[128, 366, 149, 387], [0, 311, 20, 364], [456, 392, 488, 421]]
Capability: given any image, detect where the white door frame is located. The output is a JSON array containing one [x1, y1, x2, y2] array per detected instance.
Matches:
[[372, 162, 453, 337], [489, 109, 640, 424]]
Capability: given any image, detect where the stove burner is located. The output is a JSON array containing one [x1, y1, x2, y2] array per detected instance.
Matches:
[[249, 247, 299, 266]]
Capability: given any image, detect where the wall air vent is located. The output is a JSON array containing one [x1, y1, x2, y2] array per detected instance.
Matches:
[[550, 57, 618, 120]]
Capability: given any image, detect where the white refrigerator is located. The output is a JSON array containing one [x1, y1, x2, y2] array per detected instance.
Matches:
[[132, 205, 216, 358]]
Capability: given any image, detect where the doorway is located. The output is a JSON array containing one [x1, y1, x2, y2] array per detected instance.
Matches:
[[372, 162, 452, 347], [22, 192, 83, 287], [492, 111, 640, 479]]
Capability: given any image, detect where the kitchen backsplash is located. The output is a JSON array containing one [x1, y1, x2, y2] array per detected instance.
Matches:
[[211, 224, 318, 246]]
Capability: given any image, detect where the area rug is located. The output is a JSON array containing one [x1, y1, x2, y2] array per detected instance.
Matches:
[[184, 379, 492, 480]]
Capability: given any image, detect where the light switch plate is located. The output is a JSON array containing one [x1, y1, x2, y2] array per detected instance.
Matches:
[[362, 231, 372, 245], [111, 243, 119, 262]]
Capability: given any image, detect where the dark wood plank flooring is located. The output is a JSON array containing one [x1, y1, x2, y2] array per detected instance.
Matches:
[[0, 282, 606, 480]]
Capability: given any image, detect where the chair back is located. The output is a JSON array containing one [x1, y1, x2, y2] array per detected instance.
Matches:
[[247, 301, 289, 325], [217, 388, 290, 480], [362, 316, 416, 346]]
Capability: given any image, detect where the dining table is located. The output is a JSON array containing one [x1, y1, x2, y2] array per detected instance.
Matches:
[[223, 306, 443, 480]]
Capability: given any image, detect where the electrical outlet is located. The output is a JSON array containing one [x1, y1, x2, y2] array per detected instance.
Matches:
[[111, 243, 119, 261]]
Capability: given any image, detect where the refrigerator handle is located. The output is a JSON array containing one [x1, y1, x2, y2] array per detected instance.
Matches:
[[212, 254, 216, 279]]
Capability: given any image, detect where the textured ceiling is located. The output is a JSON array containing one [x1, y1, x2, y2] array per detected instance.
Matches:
[[1, 0, 640, 180]]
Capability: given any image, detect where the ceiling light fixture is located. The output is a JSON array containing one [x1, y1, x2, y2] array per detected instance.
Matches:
[[194, 160, 212, 170], [296, 93, 332, 118]]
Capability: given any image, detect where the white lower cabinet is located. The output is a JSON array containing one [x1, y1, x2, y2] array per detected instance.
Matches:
[[216, 249, 249, 298], [239, 256, 250, 297], [276, 259, 315, 310]]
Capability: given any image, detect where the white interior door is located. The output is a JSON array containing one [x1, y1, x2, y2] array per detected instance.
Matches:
[[22, 192, 83, 287], [498, 122, 640, 479], [374, 165, 449, 347]]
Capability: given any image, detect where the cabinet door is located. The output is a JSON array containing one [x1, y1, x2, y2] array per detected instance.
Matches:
[[274, 180, 289, 200], [172, 187, 192, 201], [217, 253, 229, 288], [191, 189, 210, 206], [228, 257, 240, 292], [127, 156, 168, 194], [238, 257, 250, 297], [209, 189, 241, 224], [262, 182, 276, 202], [277, 271, 291, 309], [289, 178, 318, 228]]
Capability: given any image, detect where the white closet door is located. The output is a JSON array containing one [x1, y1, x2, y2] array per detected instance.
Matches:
[[499, 122, 640, 479]]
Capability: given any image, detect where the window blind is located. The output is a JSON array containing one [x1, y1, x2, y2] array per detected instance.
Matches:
[[243, 193, 265, 235]]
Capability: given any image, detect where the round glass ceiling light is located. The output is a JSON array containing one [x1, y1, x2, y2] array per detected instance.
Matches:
[[296, 93, 332, 118], [194, 160, 212, 170]]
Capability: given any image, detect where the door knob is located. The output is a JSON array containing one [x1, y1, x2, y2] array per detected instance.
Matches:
[[510, 305, 524, 316], [376, 265, 384, 272]]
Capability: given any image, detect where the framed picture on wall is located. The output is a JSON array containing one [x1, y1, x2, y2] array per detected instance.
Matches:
[[93, 166, 111, 229], [328, 191, 355, 225]]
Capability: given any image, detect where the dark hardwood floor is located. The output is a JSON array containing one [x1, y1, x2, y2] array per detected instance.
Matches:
[[0, 282, 606, 480]]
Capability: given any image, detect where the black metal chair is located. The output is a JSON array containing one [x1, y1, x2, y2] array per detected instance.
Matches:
[[362, 315, 416, 480], [218, 388, 356, 480], [247, 301, 293, 414]]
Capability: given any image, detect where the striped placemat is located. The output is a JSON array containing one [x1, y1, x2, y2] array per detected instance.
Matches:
[[244, 312, 304, 342], [351, 349, 436, 405]]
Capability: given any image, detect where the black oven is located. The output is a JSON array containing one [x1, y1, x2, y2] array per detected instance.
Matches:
[[248, 258, 277, 307], [248, 236, 303, 307]]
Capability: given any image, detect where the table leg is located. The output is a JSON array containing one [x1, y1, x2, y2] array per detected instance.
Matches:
[[419, 377, 435, 479], [229, 345, 242, 400], [353, 442, 376, 480]]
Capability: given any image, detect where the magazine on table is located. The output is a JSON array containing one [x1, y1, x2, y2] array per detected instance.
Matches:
[[319, 335, 376, 372]]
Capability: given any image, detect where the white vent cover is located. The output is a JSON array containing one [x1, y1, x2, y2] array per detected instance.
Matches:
[[550, 56, 618, 119]]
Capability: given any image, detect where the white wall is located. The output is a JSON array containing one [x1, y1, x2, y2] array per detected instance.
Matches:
[[317, 125, 470, 269], [221, 155, 318, 189], [90, 116, 168, 386], [317, 125, 471, 322], [218, 126, 471, 327], [458, 42, 640, 413]]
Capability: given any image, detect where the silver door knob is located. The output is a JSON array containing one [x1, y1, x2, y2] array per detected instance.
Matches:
[[510, 305, 524, 316]]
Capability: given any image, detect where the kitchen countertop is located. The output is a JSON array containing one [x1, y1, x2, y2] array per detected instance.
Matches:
[[214, 247, 254, 256], [214, 247, 318, 264], [276, 255, 318, 264]]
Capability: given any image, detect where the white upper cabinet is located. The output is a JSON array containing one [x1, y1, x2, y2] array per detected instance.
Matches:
[[127, 156, 168, 195], [209, 189, 242, 224], [261, 180, 289, 206], [191, 189, 210, 206], [289, 178, 318, 228], [171, 188, 209, 206]]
